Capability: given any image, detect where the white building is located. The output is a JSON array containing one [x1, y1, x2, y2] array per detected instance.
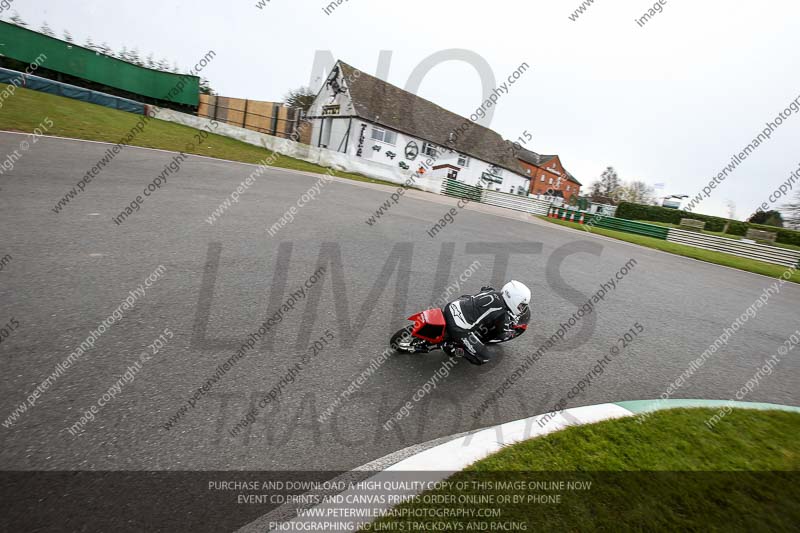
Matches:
[[306, 61, 531, 196]]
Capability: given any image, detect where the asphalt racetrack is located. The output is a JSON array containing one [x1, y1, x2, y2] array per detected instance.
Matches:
[[1, 132, 798, 473]]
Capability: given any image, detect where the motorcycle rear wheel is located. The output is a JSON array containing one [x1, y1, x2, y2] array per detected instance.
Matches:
[[390, 325, 431, 353]]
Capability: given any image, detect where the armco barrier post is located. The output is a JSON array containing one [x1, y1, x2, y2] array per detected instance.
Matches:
[[579, 213, 585, 225]]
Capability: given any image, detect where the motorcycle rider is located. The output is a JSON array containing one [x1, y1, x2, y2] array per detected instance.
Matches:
[[443, 280, 531, 365]]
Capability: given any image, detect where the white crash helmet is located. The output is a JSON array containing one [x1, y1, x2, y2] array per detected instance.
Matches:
[[501, 280, 531, 316]]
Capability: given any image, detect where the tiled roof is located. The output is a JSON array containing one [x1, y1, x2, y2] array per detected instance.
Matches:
[[515, 147, 581, 186], [338, 61, 526, 176]]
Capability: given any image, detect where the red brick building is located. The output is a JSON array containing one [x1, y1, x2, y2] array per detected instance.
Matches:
[[516, 149, 582, 203]]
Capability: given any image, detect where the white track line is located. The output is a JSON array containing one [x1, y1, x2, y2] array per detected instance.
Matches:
[[240, 403, 632, 533]]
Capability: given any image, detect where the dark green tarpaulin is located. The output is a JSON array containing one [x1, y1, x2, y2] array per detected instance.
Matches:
[[0, 21, 199, 106]]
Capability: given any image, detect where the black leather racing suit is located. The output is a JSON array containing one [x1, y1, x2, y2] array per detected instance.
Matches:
[[443, 287, 515, 365]]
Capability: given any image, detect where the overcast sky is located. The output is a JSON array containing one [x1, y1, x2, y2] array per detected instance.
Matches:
[[9, 0, 800, 219]]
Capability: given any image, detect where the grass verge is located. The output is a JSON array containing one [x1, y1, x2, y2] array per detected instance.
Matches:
[[367, 408, 800, 531], [0, 83, 400, 188], [540, 216, 800, 283]]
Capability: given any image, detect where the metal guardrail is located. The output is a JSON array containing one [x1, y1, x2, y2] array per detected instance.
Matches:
[[442, 179, 551, 216], [667, 228, 800, 268], [532, 204, 799, 268]]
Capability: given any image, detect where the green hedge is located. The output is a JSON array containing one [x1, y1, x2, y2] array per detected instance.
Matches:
[[726, 221, 749, 236], [614, 202, 800, 245], [780, 231, 800, 246], [615, 202, 728, 232], [779, 231, 800, 246], [746, 222, 800, 246]]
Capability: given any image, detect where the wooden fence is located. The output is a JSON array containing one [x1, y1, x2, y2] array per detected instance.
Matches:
[[197, 94, 310, 142]]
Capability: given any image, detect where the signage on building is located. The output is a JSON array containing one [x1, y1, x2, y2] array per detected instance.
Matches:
[[356, 124, 367, 157], [482, 172, 503, 184], [405, 141, 419, 160]]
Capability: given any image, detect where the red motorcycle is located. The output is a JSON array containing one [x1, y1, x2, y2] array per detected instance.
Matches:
[[389, 306, 530, 354]]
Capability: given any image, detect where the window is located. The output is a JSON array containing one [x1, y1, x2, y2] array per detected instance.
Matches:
[[540, 175, 545, 182], [457, 154, 470, 168], [447, 169, 459, 180], [510, 187, 514, 194], [371, 127, 397, 145], [422, 142, 438, 157], [567, 185, 571, 191]]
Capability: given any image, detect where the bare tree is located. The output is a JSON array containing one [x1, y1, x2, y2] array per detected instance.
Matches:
[[199, 77, 216, 96], [128, 48, 143, 66], [589, 181, 603, 200], [9, 12, 28, 27], [40, 21, 55, 37], [588, 167, 623, 204], [619, 180, 656, 205], [601, 167, 621, 192], [283, 86, 317, 112], [98, 42, 113, 57], [63, 30, 74, 43], [781, 190, 800, 229]]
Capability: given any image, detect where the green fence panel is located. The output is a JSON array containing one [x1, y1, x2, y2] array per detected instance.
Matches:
[[594, 216, 669, 239], [0, 22, 199, 106], [442, 179, 483, 202], [551, 209, 669, 240]]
